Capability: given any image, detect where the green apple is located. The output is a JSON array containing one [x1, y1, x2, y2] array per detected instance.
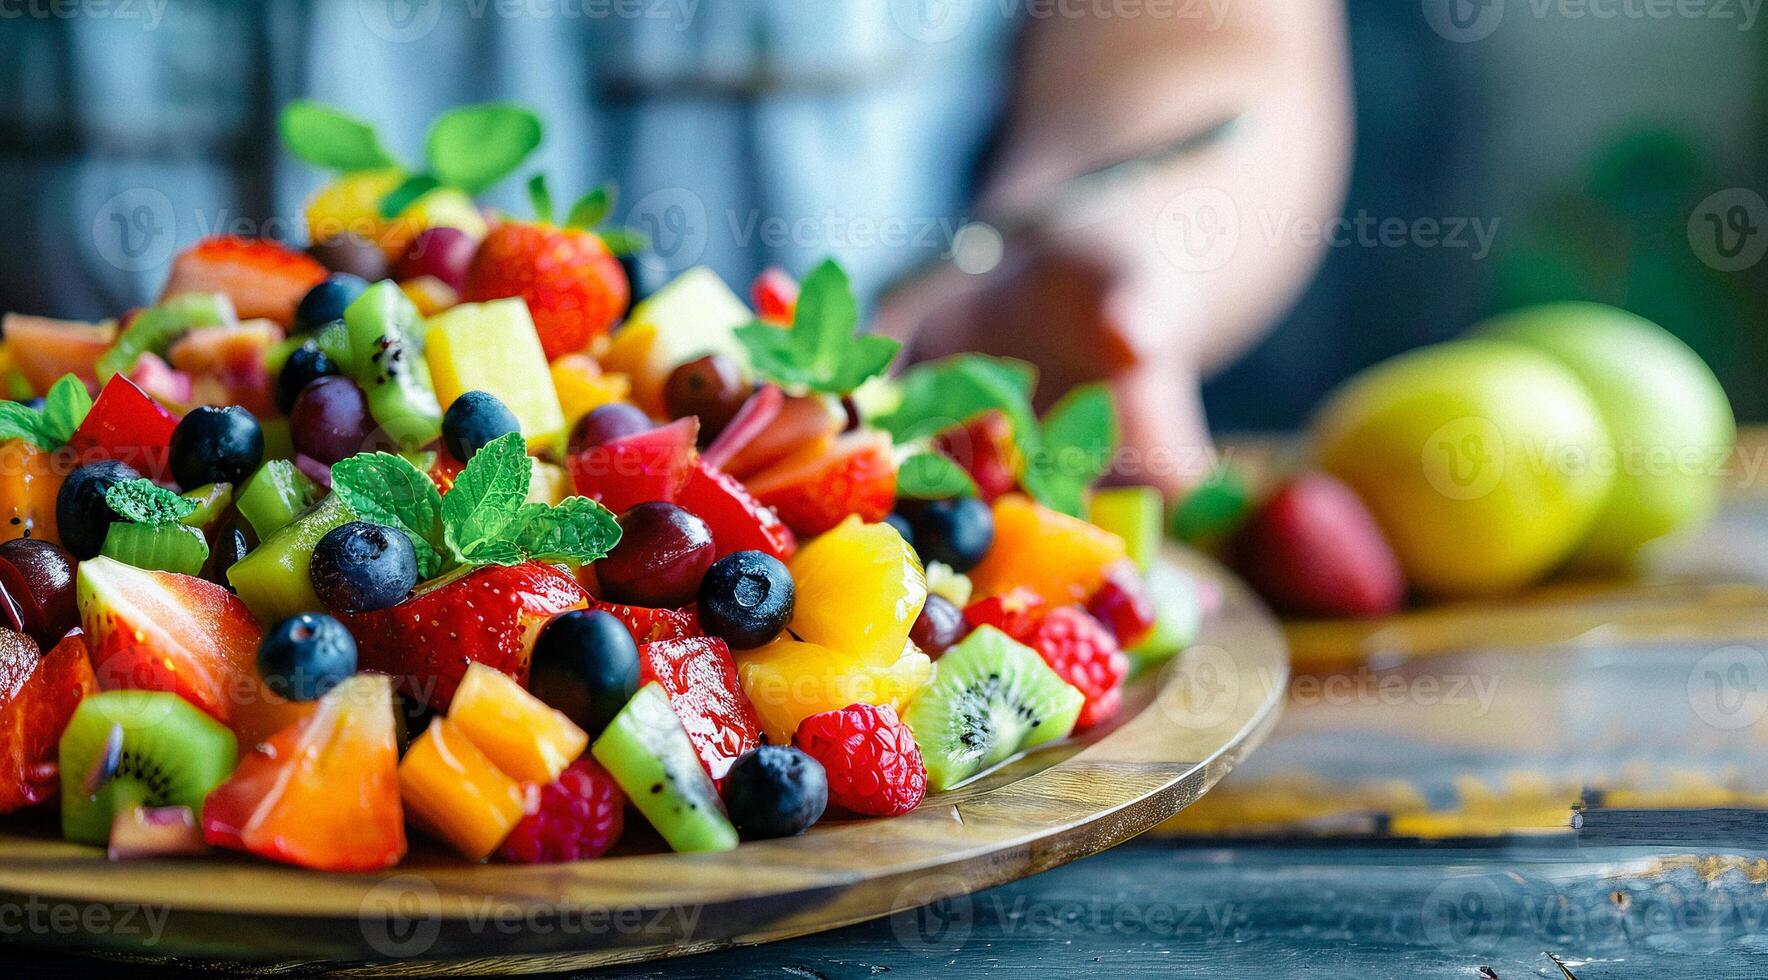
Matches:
[[1311, 339, 1613, 598], [1480, 303, 1735, 570]]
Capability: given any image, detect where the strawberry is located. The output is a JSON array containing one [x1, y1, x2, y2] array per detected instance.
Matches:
[[497, 757, 625, 863], [962, 588, 1046, 639], [745, 429, 897, 538], [677, 460, 796, 560], [345, 562, 590, 711], [1227, 472, 1405, 619], [591, 599, 699, 645], [0, 630, 96, 813], [638, 636, 762, 781], [568, 417, 699, 516], [1086, 560, 1157, 649], [935, 410, 1019, 502], [793, 703, 926, 817], [160, 236, 327, 327], [462, 180, 632, 360], [1021, 605, 1128, 731], [751, 267, 799, 324]]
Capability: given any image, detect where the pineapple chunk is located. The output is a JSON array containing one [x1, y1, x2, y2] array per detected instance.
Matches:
[[425, 300, 567, 453], [550, 353, 631, 426], [604, 267, 753, 414]]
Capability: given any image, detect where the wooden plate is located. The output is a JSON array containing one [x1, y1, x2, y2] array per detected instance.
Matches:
[[0, 549, 1287, 976]]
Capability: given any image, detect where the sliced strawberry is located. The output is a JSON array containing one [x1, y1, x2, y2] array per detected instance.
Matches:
[[161, 237, 327, 327], [962, 588, 1046, 639], [701, 384, 783, 472], [638, 636, 761, 781], [77, 557, 260, 727], [0, 314, 114, 392], [166, 319, 283, 417], [591, 599, 699, 645], [66, 375, 180, 478], [344, 562, 590, 711], [0, 629, 96, 813], [745, 428, 897, 538], [202, 673, 405, 872], [677, 460, 796, 560], [568, 416, 699, 515], [935, 410, 1020, 502]]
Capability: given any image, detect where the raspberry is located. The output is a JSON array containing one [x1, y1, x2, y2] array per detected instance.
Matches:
[[497, 758, 624, 864], [793, 704, 927, 817], [1022, 605, 1128, 731], [962, 588, 1044, 639], [1086, 561, 1157, 649]]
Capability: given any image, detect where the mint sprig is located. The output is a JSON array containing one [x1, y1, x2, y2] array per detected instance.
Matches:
[[877, 355, 1118, 517], [736, 259, 900, 396], [0, 374, 92, 451], [329, 432, 619, 578], [279, 101, 399, 172], [104, 479, 197, 526]]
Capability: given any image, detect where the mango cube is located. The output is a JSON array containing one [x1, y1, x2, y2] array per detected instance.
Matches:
[[398, 717, 530, 861], [425, 299, 566, 452], [448, 662, 588, 785]]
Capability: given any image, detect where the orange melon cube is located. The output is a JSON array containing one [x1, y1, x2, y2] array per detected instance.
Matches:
[[448, 662, 588, 785], [968, 494, 1127, 605], [398, 717, 532, 861]]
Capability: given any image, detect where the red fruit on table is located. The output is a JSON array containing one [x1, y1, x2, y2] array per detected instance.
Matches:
[[721, 393, 844, 480], [793, 703, 927, 817], [934, 410, 1020, 503], [745, 429, 898, 538], [203, 673, 405, 872], [567, 402, 655, 456], [166, 319, 283, 418], [124, 352, 193, 408], [344, 561, 590, 711], [0, 629, 96, 813], [676, 460, 796, 561], [160, 236, 328, 327], [394, 226, 477, 293], [0, 538, 78, 652], [595, 502, 715, 609], [79, 557, 261, 727], [66, 374, 180, 478], [1227, 472, 1405, 619], [463, 220, 629, 360], [568, 416, 699, 515], [497, 757, 626, 864], [638, 636, 762, 781], [962, 588, 1046, 639]]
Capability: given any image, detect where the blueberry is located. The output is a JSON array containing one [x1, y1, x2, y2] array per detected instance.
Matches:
[[257, 612, 358, 702], [169, 405, 265, 490], [55, 459, 141, 560], [441, 390, 521, 463], [909, 497, 994, 573], [293, 273, 369, 334], [909, 593, 965, 656], [309, 521, 418, 613], [722, 745, 827, 839], [276, 343, 339, 414], [696, 550, 794, 650], [527, 609, 641, 738], [883, 512, 916, 549]]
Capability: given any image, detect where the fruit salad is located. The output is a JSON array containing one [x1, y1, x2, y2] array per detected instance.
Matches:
[[0, 102, 1203, 871]]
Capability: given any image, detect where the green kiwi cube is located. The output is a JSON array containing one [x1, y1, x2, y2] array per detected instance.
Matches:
[[59, 690, 237, 846], [227, 492, 353, 622], [100, 522, 210, 577], [235, 459, 319, 540], [591, 683, 737, 854]]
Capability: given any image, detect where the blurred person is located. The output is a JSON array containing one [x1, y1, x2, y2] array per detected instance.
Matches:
[[0, 0, 1351, 496]]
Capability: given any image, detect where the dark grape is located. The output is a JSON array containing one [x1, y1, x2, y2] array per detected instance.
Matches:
[[594, 502, 714, 608], [663, 354, 750, 444], [909, 593, 965, 657], [307, 234, 390, 282], [394, 226, 476, 292], [567, 403, 653, 455], [289, 375, 374, 465], [0, 539, 77, 650]]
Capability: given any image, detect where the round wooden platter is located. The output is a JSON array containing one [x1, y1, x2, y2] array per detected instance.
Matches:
[[0, 548, 1287, 976]]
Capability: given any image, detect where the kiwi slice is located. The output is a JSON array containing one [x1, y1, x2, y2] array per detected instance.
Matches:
[[235, 459, 319, 540], [59, 690, 237, 846], [228, 492, 353, 622], [904, 625, 1085, 792], [591, 683, 737, 853], [100, 522, 210, 577]]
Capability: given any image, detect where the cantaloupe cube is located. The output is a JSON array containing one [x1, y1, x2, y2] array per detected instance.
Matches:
[[425, 299, 566, 453], [448, 663, 588, 785], [398, 717, 530, 861]]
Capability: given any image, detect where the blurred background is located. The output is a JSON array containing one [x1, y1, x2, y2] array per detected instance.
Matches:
[[2, 0, 1762, 437]]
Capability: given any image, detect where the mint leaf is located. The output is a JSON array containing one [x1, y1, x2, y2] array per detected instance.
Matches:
[[425, 103, 542, 195], [0, 402, 48, 449], [40, 374, 92, 446], [441, 432, 532, 561], [566, 184, 612, 230], [509, 497, 620, 564], [736, 258, 901, 396], [280, 101, 398, 172], [527, 173, 554, 225], [596, 227, 649, 256], [1040, 384, 1116, 480], [330, 453, 446, 579], [378, 173, 441, 219], [878, 355, 1038, 444], [105, 479, 197, 526], [897, 450, 978, 500]]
